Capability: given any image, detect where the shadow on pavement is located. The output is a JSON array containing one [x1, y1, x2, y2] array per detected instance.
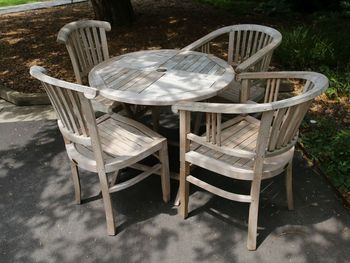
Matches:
[[1, 120, 349, 262]]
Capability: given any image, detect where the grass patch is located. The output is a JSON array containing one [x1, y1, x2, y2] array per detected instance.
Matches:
[[0, 0, 47, 7]]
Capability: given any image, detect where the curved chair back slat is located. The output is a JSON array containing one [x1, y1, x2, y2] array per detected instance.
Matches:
[[182, 24, 282, 103], [57, 20, 111, 84], [182, 24, 282, 73], [30, 66, 98, 146], [228, 29, 273, 68]]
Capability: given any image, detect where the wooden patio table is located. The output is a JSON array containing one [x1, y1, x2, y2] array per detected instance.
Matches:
[[88, 49, 236, 204], [88, 49, 235, 109]]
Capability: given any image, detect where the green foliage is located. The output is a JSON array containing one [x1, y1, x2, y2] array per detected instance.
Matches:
[[340, 0, 350, 17], [254, 0, 291, 15], [198, 0, 232, 8], [300, 118, 350, 192], [291, 0, 342, 12], [0, 0, 47, 7], [310, 15, 350, 70], [319, 66, 350, 97], [275, 26, 334, 70], [275, 26, 350, 97], [201, 0, 343, 12], [197, 0, 260, 14]]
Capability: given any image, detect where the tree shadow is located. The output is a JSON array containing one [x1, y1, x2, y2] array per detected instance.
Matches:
[[0, 120, 179, 262], [1, 120, 349, 262], [182, 149, 350, 261]]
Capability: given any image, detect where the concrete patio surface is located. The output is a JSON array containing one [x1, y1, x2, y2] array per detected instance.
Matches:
[[0, 99, 56, 123], [1, 114, 350, 262]]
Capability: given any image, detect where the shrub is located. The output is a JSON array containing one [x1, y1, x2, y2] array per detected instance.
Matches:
[[340, 0, 350, 17], [319, 66, 350, 97], [275, 26, 334, 70], [274, 26, 350, 97], [254, 0, 291, 15], [300, 118, 350, 192], [291, 0, 342, 12]]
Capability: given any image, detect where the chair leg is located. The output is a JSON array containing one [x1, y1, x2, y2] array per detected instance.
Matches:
[[70, 161, 81, 205], [247, 177, 262, 251], [179, 160, 190, 219], [286, 160, 294, 210], [98, 171, 116, 235], [159, 142, 170, 203], [174, 188, 180, 206]]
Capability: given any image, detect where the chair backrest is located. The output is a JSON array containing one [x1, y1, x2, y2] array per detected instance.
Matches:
[[57, 20, 111, 84], [241, 72, 323, 157], [29, 66, 99, 147], [173, 71, 328, 160], [182, 24, 282, 73]]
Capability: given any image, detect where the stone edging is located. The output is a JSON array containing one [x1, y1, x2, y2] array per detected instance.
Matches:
[[0, 86, 50, 106]]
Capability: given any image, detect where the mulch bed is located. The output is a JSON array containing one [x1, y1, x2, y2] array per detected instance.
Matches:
[[0, 0, 279, 93]]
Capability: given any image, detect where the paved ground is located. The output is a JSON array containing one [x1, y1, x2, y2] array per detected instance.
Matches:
[[0, 99, 56, 123], [0, 107, 350, 262]]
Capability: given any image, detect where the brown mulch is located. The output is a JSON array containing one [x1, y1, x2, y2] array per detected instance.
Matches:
[[0, 0, 278, 93]]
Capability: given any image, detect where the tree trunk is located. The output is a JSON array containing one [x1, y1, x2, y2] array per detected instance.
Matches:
[[90, 0, 134, 26]]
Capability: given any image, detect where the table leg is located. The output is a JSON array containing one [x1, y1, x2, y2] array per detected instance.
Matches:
[[123, 103, 150, 120], [152, 106, 160, 132]]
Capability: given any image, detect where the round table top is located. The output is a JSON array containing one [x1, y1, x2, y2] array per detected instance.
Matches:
[[88, 49, 235, 106]]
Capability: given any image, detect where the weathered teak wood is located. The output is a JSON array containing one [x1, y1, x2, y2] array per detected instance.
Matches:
[[89, 49, 235, 134], [182, 24, 282, 103], [30, 65, 171, 236], [57, 20, 119, 113], [172, 71, 328, 250], [88, 49, 235, 106]]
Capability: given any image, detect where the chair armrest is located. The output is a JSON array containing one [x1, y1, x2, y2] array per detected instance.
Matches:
[[30, 66, 99, 99], [181, 27, 230, 51], [172, 101, 273, 115], [181, 35, 213, 51], [236, 71, 324, 81], [173, 72, 328, 114]]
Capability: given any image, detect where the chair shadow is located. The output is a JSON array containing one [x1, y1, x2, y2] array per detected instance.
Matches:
[[181, 153, 350, 250]]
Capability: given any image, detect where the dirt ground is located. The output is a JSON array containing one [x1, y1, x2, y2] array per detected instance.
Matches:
[[0, 0, 269, 93]]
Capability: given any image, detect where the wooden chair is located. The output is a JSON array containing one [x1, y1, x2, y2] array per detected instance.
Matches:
[[30, 65, 170, 235], [57, 20, 120, 113], [172, 71, 328, 250], [182, 24, 282, 103]]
